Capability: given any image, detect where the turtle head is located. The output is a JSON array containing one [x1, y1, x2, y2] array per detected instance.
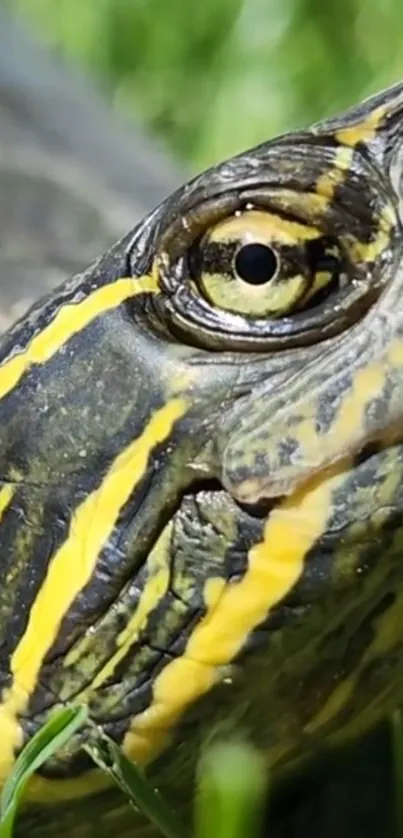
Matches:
[[2, 82, 403, 790]]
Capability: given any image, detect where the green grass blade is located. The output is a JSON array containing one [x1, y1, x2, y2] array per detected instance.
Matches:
[[85, 732, 190, 838], [195, 742, 268, 838], [0, 704, 88, 838]]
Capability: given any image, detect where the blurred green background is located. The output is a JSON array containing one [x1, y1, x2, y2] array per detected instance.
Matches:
[[7, 0, 403, 170]]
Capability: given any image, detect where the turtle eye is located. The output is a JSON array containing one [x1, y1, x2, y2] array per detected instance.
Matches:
[[151, 161, 398, 350], [189, 210, 345, 318]]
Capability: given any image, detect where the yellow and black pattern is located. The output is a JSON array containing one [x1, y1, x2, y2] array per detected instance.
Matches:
[[1, 81, 403, 823]]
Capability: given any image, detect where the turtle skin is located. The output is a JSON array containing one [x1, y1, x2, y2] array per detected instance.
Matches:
[[1, 31, 403, 837]]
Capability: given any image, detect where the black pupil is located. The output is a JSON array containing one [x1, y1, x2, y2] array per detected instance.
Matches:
[[234, 243, 278, 285]]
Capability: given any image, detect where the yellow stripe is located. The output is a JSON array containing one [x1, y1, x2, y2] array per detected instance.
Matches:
[[0, 484, 13, 520], [0, 397, 187, 782], [335, 106, 386, 148], [0, 275, 158, 402], [328, 364, 386, 446], [350, 203, 396, 264], [73, 524, 172, 697], [123, 461, 348, 764], [237, 350, 393, 507], [288, 339, 403, 480], [209, 210, 321, 245], [26, 770, 109, 803], [315, 146, 353, 200]]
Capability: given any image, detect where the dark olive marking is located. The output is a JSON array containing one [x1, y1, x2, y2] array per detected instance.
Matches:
[[305, 237, 342, 276]]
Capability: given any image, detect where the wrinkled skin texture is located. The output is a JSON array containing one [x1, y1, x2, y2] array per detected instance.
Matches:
[[2, 83, 403, 836]]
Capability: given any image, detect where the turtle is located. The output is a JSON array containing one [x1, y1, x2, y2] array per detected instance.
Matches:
[[2, 63, 403, 837]]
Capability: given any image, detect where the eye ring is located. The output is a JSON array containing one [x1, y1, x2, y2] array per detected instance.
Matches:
[[158, 280, 378, 352], [151, 180, 398, 352]]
